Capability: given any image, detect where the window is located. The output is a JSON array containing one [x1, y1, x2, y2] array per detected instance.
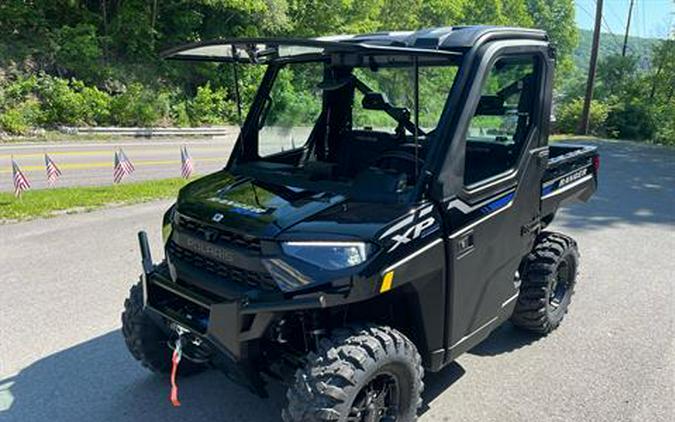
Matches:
[[464, 56, 538, 185], [258, 62, 323, 157], [352, 65, 458, 133]]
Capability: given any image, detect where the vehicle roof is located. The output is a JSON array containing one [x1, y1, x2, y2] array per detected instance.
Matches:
[[319, 26, 548, 49], [162, 26, 548, 62]]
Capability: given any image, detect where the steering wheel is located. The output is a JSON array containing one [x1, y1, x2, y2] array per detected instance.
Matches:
[[374, 150, 425, 184]]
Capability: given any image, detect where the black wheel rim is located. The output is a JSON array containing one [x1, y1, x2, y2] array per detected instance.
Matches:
[[549, 258, 573, 309], [348, 371, 400, 422]]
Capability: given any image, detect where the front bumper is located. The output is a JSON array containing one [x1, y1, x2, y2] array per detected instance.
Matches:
[[137, 231, 327, 361]]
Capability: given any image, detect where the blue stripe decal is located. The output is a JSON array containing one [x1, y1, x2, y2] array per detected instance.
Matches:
[[480, 192, 515, 214], [541, 184, 555, 196]]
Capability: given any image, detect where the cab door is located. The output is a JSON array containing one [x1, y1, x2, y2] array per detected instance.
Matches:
[[442, 45, 553, 361]]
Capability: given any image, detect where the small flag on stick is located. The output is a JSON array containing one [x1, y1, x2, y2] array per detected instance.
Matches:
[[44, 153, 62, 187], [118, 148, 135, 172], [180, 145, 194, 179], [12, 158, 30, 197], [113, 148, 135, 184]]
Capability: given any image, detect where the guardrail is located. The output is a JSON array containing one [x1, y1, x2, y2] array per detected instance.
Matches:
[[59, 126, 237, 137]]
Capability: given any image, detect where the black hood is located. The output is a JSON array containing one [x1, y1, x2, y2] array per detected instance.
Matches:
[[177, 170, 347, 238], [176, 170, 409, 240]]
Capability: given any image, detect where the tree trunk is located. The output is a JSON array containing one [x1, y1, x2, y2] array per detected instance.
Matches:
[[101, 0, 108, 63], [151, 0, 158, 30]]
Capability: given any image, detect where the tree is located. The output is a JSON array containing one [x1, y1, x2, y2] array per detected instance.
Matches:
[[526, 0, 578, 79]]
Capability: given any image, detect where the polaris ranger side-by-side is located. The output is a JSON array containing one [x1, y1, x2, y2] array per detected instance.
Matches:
[[122, 26, 599, 421]]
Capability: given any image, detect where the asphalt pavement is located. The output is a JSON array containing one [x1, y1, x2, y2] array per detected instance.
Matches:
[[0, 136, 237, 191], [0, 139, 673, 421]]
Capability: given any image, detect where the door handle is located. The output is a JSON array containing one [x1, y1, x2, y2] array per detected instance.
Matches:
[[456, 231, 474, 256]]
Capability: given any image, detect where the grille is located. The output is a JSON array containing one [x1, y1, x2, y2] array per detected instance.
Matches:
[[175, 213, 261, 252], [168, 241, 277, 291]]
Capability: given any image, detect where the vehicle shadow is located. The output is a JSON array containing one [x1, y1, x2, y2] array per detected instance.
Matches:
[[1, 330, 470, 422], [553, 140, 675, 231], [467, 321, 540, 356], [419, 361, 465, 414], [0, 330, 285, 422]]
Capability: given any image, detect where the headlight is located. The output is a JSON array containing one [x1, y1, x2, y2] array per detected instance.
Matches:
[[281, 241, 374, 270]]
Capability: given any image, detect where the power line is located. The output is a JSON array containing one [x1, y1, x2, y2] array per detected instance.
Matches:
[[579, 0, 632, 54], [585, 0, 625, 53], [639, 0, 647, 38], [635, 0, 647, 38], [605, 0, 627, 29], [577, 1, 596, 22], [600, 10, 623, 48]]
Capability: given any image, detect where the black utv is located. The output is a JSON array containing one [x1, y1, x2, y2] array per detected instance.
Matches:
[[122, 26, 599, 421]]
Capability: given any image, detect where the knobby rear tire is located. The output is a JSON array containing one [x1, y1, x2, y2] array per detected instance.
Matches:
[[511, 231, 580, 334]]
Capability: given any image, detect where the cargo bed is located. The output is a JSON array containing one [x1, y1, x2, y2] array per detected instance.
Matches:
[[541, 143, 599, 219]]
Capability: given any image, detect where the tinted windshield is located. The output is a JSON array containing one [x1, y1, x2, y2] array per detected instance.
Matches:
[[235, 54, 460, 202]]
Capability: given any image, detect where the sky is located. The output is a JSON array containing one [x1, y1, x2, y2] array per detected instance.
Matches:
[[575, 0, 673, 39]]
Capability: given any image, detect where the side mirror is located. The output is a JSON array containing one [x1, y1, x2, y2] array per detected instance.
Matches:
[[362, 92, 389, 110]]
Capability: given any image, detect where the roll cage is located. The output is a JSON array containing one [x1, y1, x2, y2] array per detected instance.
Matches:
[[161, 27, 551, 203]]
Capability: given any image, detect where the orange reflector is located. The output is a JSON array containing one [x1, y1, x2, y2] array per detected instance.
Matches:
[[380, 271, 394, 293]]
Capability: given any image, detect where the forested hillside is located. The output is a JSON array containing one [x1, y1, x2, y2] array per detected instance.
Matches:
[[573, 28, 658, 71], [0, 0, 672, 143]]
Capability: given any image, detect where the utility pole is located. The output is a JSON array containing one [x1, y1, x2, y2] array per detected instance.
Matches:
[[578, 0, 603, 135], [622, 0, 635, 56]]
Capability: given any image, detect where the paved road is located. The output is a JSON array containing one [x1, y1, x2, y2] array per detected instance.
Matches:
[[0, 136, 237, 191], [0, 140, 673, 422]]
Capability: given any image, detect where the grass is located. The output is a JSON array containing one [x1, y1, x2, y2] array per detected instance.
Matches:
[[0, 129, 221, 144], [549, 134, 603, 142], [0, 131, 135, 143], [0, 177, 189, 222]]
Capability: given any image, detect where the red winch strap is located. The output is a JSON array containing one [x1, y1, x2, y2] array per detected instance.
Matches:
[[169, 339, 182, 407]]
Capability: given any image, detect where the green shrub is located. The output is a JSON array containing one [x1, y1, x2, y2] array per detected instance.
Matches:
[[651, 106, 675, 146], [1, 75, 39, 107], [110, 83, 170, 126], [556, 97, 609, 135], [0, 98, 43, 135], [36, 76, 89, 126], [605, 102, 656, 141], [170, 100, 191, 127], [79, 84, 112, 125], [188, 83, 235, 126], [0, 107, 30, 134]]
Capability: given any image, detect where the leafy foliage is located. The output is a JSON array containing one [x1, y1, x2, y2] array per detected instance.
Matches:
[[53, 24, 104, 83], [109, 83, 170, 127], [557, 37, 674, 143], [0, 99, 42, 135], [0, 0, 671, 144], [574, 29, 658, 73], [189, 82, 237, 125], [556, 97, 609, 136]]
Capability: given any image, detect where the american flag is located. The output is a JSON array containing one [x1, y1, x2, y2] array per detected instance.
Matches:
[[12, 158, 30, 197], [44, 153, 62, 187], [180, 145, 194, 179], [113, 149, 135, 184]]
